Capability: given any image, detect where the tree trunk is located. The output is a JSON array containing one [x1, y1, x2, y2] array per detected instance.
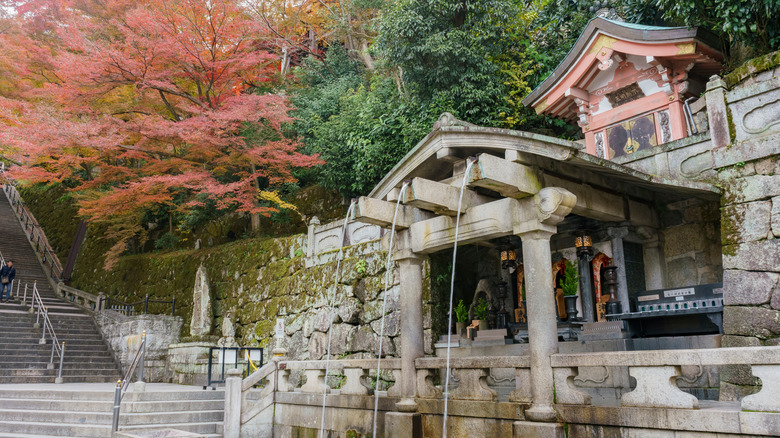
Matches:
[[250, 163, 261, 233]]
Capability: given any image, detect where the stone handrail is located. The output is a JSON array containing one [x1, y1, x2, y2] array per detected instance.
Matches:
[[550, 346, 780, 412], [279, 358, 401, 371], [242, 361, 277, 392], [57, 282, 102, 312]]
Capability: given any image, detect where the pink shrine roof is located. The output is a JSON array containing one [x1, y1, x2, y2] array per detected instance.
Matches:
[[522, 17, 723, 122]]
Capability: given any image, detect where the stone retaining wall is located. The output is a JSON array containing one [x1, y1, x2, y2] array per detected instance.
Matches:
[[94, 311, 182, 382]]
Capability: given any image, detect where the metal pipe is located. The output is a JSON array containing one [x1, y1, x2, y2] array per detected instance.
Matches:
[[144, 294, 149, 314], [171, 297, 176, 316], [39, 307, 47, 344], [22, 283, 27, 307], [136, 331, 146, 383], [57, 342, 65, 380], [112, 380, 122, 433], [49, 339, 56, 365], [684, 97, 699, 135]]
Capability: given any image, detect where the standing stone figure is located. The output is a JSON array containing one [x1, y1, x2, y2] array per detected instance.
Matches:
[[217, 310, 238, 348], [190, 263, 213, 336]]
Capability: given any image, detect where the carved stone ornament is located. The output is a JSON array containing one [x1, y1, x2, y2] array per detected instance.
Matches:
[[535, 187, 577, 225]]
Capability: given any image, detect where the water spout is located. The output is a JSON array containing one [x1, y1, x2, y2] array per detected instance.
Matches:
[[442, 157, 476, 437], [371, 182, 410, 437], [319, 200, 357, 438]]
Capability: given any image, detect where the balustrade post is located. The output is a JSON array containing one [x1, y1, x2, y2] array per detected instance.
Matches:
[[742, 365, 780, 412], [387, 369, 403, 398], [449, 368, 497, 401], [144, 294, 149, 314], [622, 366, 698, 409], [552, 367, 591, 405], [223, 368, 243, 438], [508, 367, 532, 403], [341, 368, 370, 395], [300, 369, 327, 393]]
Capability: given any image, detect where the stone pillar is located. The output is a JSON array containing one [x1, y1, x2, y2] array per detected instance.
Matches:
[[518, 230, 559, 422], [577, 253, 595, 322], [607, 226, 630, 313], [223, 368, 243, 438], [705, 75, 730, 149], [637, 227, 665, 290], [395, 254, 426, 412]]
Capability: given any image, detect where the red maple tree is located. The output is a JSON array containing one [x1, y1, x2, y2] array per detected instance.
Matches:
[[0, 0, 322, 267]]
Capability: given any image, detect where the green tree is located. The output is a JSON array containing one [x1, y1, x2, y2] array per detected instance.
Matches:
[[291, 47, 435, 198], [375, 0, 523, 126]]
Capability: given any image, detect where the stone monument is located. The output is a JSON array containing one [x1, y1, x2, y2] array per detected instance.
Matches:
[[190, 263, 213, 337]]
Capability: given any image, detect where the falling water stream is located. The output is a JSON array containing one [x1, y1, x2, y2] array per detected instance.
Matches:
[[371, 182, 410, 437], [442, 158, 475, 438], [319, 200, 357, 438]]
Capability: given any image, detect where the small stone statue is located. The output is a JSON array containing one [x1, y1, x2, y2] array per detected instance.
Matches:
[[217, 310, 238, 348]]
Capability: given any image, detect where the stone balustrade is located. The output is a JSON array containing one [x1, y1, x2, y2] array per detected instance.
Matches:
[[414, 356, 531, 403], [305, 217, 384, 267], [227, 348, 780, 437], [57, 282, 102, 311], [274, 359, 402, 396], [551, 346, 780, 412]]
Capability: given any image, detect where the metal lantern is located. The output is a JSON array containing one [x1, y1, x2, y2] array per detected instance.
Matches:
[[574, 232, 594, 257], [500, 248, 517, 270]]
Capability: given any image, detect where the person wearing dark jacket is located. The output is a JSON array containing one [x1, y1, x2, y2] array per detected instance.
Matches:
[[0, 260, 16, 302]]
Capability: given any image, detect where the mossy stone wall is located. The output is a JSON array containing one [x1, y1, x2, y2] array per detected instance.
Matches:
[[716, 60, 780, 400], [68, 232, 437, 360]]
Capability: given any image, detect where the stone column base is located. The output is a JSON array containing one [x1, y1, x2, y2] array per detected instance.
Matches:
[[385, 412, 422, 438], [513, 421, 564, 438]]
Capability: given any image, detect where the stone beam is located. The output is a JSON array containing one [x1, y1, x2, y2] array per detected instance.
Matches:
[[409, 188, 577, 253], [354, 196, 415, 230], [403, 177, 488, 216], [468, 153, 542, 199], [542, 174, 626, 222], [435, 147, 462, 163], [409, 198, 517, 253]]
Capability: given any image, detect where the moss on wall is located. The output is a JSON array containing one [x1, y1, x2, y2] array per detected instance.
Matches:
[[17, 184, 81, 263], [724, 50, 780, 89]]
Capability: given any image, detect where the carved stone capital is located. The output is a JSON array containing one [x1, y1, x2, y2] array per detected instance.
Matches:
[[607, 226, 629, 240], [535, 187, 577, 226], [635, 226, 659, 243]]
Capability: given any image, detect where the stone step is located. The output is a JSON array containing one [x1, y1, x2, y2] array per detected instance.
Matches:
[[0, 421, 110, 438], [0, 397, 223, 412], [0, 388, 225, 401], [0, 408, 223, 425], [119, 422, 220, 435], [0, 375, 120, 384], [0, 361, 118, 369]]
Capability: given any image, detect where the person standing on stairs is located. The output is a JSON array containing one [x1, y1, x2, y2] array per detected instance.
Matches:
[[0, 260, 15, 302]]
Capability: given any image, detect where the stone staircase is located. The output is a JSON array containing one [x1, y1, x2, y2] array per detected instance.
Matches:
[[0, 191, 122, 384], [0, 385, 224, 437]]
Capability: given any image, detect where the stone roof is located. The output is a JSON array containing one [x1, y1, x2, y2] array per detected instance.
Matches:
[[368, 113, 719, 204]]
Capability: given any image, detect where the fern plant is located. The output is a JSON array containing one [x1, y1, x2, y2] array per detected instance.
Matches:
[[561, 260, 580, 296]]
